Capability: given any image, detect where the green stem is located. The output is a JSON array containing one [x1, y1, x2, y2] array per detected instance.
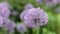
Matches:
[[57, 14, 60, 34], [20, 32, 24, 34], [33, 27, 40, 34], [26, 27, 32, 34], [39, 27, 43, 34]]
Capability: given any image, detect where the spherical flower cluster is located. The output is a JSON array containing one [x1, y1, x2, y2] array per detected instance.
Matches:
[[0, 2, 15, 34], [6, 20, 15, 33], [0, 16, 3, 27], [36, 0, 42, 3], [20, 10, 28, 21], [46, 0, 58, 7], [20, 7, 48, 28], [0, 2, 10, 18], [20, 3, 34, 21], [16, 24, 26, 32], [36, 0, 58, 7], [3, 18, 15, 34]]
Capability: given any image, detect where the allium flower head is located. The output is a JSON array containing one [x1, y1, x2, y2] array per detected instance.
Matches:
[[0, 16, 3, 27], [24, 7, 48, 28], [20, 3, 34, 21], [16, 24, 26, 32], [7, 21, 15, 32], [20, 10, 28, 21], [0, 2, 10, 8], [3, 19, 15, 34], [36, 0, 43, 3], [24, 3, 34, 10], [0, 2, 10, 18], [45, 0, 58, 7]]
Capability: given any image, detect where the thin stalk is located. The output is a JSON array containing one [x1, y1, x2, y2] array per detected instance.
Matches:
[[57, 14, 60, 34]]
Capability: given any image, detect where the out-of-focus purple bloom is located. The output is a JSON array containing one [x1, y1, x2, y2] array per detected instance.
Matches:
[[7, 21, 15, 33], [0, 2, 10, 18], [20, 9, 29, 21], [16, 24, 26, 32], [24, 7, 48, 28], [36, 0, 43, 3], [24, 3, 34, 10], [54, 8, 60, 13], [11, 11, 18, 16], [45, 0, 58, 7], [0, 2, 10, 8], [20, 3, 34, 21], [3, 18, 15, 34], [57, 0, 60, 4], [0, 16, 3, 27]]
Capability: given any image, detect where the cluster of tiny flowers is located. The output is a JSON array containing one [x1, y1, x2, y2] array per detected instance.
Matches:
[[0, 2, 10, 18], [0, 16, 3, 27], [36, 0, 43, 3], [46, 0, 58, 7], [16, 24, 26, 33], [0, 2, 16, 34], [4, 19, 15, 34], [36, 0, 58, 7], [20, 5, 48, 28], [20, 3, 34, 21], [0, 2, 11, 27]]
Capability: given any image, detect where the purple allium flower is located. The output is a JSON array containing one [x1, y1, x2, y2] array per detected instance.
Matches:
[[11, 11, 18, 16], [3, 18, 15, 34], [54, 8, 60, 13], [6, 21, 15, 33], [45, 0, 58, 7], [24, 3, 34, 10], [20, 3, 34, 21], [0, 2, 10, 18], [0, 16, 3, 27], [16, 24, 26, 32], [20, 9, 29, 21], [24, 7, 48, 28], [36, 0, 43, 3], [0, 2, 10, 8]]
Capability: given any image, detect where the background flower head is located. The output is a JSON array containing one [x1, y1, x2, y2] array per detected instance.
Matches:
[[16, 24, 26, 32]]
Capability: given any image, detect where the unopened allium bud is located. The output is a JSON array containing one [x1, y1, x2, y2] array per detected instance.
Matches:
[[24, 3, 34, 10], [16, 24, 26, 32], [24, 7, 48, 28], [0, 16, 3, 27]]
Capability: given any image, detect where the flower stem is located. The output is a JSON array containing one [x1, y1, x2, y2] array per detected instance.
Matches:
[[39, 27, 43, 34], [57, 14, 60, 34], [33, 27, 40, 34]]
